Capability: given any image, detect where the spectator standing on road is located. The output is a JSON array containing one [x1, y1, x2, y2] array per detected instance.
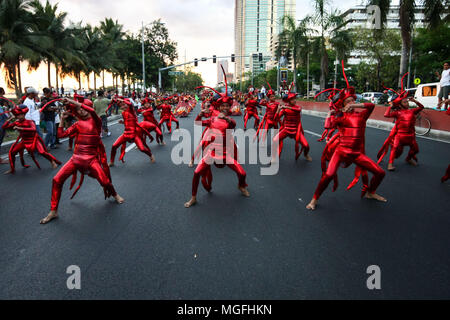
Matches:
[[260, 85, 266, 100], [41, 88, 58, 150], [94, 90, 111, 137], [23, 87, 43, 138], [0, 87, 11, 164], [436, 62, 450, 110]]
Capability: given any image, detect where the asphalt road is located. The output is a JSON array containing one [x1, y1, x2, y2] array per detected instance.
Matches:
[[0, 105, 449, 300]]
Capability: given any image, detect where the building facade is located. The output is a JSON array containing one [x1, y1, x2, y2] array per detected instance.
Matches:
[[234, 0, 296, 83], [341, 4, 427, 64]]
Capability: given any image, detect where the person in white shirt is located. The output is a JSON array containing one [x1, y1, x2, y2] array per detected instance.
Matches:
[[437, 62, 450, 110], [23, 87, 43, 138]]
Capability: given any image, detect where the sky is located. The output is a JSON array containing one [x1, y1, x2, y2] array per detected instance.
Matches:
[[38, 0, 364, 88]]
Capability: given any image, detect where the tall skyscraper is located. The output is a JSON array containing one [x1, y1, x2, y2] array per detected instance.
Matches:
[[234, 0, 296, 83]]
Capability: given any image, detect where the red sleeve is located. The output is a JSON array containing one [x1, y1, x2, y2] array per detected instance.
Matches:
[[384, 106, 398, 118], [290, 105, 302, 112], [228, 118, 236, 129], [413, 101, 425, 114], [58, 122, 78, 139], [19, 121, 37, 132], [361, 103, 375, 120], [1, 120, 15, 130]]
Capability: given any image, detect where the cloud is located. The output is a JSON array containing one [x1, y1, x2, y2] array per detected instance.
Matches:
[[47, 0, 361, 86]]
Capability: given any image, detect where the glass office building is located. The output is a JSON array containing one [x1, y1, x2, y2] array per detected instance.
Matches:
[[234, 0, 296, 82]]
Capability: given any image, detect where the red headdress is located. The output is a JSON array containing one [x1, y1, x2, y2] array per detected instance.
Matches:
[[282, 82, 297, 102], [83, 99, 93, 108], [384, 73, 409, 107], [74, 93, 85, 103], [332, 60, 356, 109], [266, 81, 275, 97], [195, 65, 233, 106], [314, 88, 341, 110], [11, 106, 29, 116]]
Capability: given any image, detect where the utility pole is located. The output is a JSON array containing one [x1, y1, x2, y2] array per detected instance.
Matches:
[[306, 52, 310, 99], [141, 21, 146, 92]]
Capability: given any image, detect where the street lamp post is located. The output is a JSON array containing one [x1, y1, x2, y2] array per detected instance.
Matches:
[[141, 22, 145, 92]]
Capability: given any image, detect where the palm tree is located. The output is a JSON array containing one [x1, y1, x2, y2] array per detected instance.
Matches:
[[0, 0, 40, 96], [310, 0, 349, 90], [276, 15, 309, 93], [368, 0, 446, 87], [30, 0, 67, 88]]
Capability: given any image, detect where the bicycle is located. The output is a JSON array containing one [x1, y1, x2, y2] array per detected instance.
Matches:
[[414, 109, 431, 136]]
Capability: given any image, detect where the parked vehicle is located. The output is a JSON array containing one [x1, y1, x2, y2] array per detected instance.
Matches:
[[362, 92, 383, 104], [411, 82, 440, 109]]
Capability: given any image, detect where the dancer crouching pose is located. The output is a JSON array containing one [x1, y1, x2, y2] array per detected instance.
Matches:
[[306, 61, 386, 210], [40, 98, 124, 224]]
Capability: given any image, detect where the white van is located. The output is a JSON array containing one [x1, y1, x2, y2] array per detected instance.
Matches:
[[413, 82, 440, 109]]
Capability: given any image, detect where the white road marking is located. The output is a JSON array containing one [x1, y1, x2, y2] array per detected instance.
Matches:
[[125, 143, 136, 153], [304, 130, 322, 138]]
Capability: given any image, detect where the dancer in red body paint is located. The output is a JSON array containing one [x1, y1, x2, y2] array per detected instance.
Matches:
[[378, 73, 424, 171], [306, 61, 386, 211], [138, 98, 164, 145], [109, 98, 155, 167], [2, 106, 61, 174], [185, 67, 249, 208], [40, 98, 124, 224], [271, 82, 312, 162], [157, 97, 179, 133], [243, 92, 260, 130], [255, 82, 280, 142]]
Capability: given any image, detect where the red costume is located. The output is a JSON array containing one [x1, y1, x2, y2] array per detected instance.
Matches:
[[157, 98, 179, 133], [442, 165, 450, 183], [311, 61, 385, 201], [256, 82, 279, 142], [2, 107, 61, 173], [378, 74, 423, 166], [272, 83, 310, 160], [244, 93, 260, 130], [191, 68, 247, 197], [50, 100, 117, 211], [110, 99, 154, 165], [137, 99, 163, 145]]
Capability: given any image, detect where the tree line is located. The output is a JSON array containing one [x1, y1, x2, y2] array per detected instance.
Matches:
[[237, 0, 449, 94], [0, 0, 182, 97]]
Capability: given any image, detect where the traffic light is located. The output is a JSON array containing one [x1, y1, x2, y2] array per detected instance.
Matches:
[[258, 53, 263, 61], [194, 59, 198, 67], [231, 54, 235, 62], [213, 55, 217, 63], [281, 70, 288, 82]]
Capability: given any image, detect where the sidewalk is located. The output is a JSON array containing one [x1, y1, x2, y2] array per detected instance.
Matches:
[[0, 114, 123, 157]]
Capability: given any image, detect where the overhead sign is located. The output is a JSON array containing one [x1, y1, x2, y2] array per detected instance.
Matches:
[[168, 71, 183, 76]]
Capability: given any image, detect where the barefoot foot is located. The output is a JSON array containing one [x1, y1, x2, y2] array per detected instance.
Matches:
[[406, 159, 417, 166], [151, 156, 156, 163], [51, 161, 58, 169], [114, 194, 125, 204], [306, 199, 318, 210], [108, 162, 115, 167], [184, 197, 197, 208], [364, 192, 387, 202], [188, 160, 194, 168], [239, 186, 250, 197], [305, 154, 313, 162], [40, 210, 58, 224], [387, 163, 396, 171], [4, 169, 13, 175]]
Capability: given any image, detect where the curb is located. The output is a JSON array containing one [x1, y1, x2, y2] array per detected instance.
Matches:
[[302, 110, 450, 144]]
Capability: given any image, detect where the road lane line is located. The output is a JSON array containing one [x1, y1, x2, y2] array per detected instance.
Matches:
[[125, 143, 136, 153]]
